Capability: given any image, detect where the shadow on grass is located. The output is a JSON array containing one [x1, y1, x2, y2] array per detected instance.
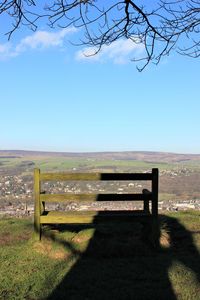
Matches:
[[40, 214, 200, 300]]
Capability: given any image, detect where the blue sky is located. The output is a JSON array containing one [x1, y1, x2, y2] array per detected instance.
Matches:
[[0, 19, 200, 154]]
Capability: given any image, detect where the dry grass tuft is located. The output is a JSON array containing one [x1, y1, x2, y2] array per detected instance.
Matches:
[[0, 230, 31, 246], [0, 232, 12, 246], [33, 239, 70, 260], [160, 229, 171, 248]]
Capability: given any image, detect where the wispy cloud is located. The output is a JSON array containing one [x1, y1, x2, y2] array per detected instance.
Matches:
[[75, 39, 144, 64], [0, 27, 76, 60], [15, 27, 76, 53], [0, 43, 17, 60], [0, 31, 143, 64]]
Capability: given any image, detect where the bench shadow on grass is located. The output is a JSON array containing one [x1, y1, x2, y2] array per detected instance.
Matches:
[[41, 213, 200, 300]]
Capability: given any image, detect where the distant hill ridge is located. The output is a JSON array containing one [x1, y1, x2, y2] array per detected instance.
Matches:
[[1, 150, 200, 163]]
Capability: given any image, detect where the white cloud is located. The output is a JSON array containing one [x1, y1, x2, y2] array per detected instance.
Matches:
[[0, 27, 76, 60], [15, 27, 76, 53], [0, 31, 143, 64], [75, 39, 144, 64], [0, 43, 18, 60]]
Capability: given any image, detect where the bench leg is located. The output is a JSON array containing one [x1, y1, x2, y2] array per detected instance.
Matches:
[[143, 200, 150, 213], [34, 221, 42, 241], [150, 218, 160, 247], [141, 218, 160, 247]]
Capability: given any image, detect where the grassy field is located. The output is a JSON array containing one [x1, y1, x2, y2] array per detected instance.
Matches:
[[2, 155, 200, 172], [0, 211, 200, 300], [0, 156, 162, 170]]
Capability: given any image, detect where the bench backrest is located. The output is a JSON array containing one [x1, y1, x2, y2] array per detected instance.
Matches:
[[34, 168, 158, 230]]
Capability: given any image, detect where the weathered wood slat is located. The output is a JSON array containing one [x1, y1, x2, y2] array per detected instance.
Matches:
[[34, 168, 41, 239], [40, 210, 151, 224], [143, 189, 151, 213], [152, 168, 159, 217], [34, 168, 159, 240], [40, 172, 152, 181], [40, 193, 152, 202]]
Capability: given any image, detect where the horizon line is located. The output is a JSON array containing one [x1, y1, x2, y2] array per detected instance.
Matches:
[[1, 149, 200, 156]]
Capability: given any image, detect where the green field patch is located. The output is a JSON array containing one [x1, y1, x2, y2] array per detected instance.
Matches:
[[23, 157, 178, 172], [179, 160, 200, 170], [33, 158, 88, 171], [1, 154, 197, 174], [159, 193, 177, 201]]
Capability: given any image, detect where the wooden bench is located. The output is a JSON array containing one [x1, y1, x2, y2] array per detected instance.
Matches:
[[34, 168, 159, 240]]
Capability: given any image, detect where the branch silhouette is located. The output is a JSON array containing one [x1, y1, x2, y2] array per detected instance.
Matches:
[[1, 1, 200, 70]]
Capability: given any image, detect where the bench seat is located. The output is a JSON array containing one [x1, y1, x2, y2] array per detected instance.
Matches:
[[40, 210, 151, 224]]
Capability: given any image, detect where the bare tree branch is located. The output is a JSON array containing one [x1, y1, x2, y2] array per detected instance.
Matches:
[[0, 0, 200, 70]]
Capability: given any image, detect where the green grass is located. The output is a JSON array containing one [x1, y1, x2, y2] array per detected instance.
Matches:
[[36, 158, 85, 170], [1, 156, 193, 172], [34, 158, 180, 172], [159, 193, 177, 201], [32, 157, 163, 171], [2, 154, 200, 175], [0, 211, 200, 300], [0, 157, 23, 168]]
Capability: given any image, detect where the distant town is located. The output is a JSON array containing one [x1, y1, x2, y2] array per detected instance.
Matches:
[[0, 160, 200, 217]]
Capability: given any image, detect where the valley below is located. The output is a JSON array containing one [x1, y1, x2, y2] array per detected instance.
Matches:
[[1, 150, 200, 216]]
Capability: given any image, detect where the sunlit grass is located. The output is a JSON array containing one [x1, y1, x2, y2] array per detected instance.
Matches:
[[0, 211, 200, 299]]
